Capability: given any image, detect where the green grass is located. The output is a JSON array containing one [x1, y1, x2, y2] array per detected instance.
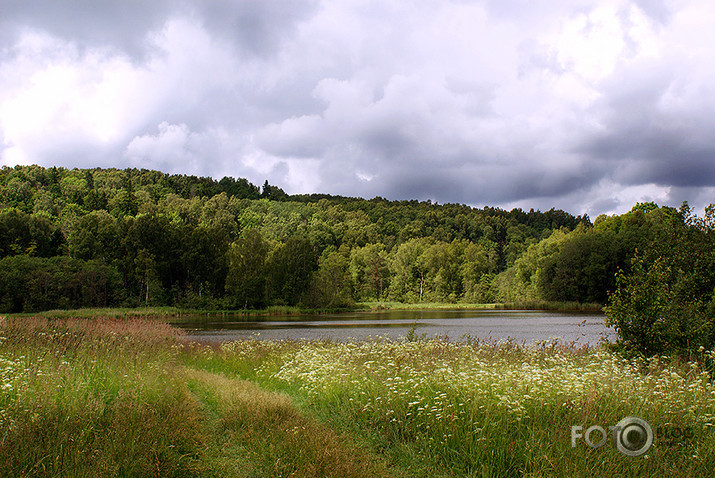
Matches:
[[0, 317, 395, 477], [0, 317, 206, 476], [236, 337, 715, 477], [2, 316, 713, 476]]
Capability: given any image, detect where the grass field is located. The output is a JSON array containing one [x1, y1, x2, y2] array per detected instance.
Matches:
[[1, 316, 713, 477]]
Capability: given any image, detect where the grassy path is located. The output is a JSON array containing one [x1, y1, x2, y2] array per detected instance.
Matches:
[[182, 368, 397, 477]]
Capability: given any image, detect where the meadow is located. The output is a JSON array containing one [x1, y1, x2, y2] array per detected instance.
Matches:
[[1, 316, 714, 477]]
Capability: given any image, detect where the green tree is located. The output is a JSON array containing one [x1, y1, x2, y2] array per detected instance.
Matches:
[[266, 236, 317, 305], [109, 173, 138, 217], [0, 255, 122, 313], [461, 242, 498, 302], [307, 251, 354, 308], [539, 228, 623, 304], [389, 238, 432, 302], [0, 209, 61, 258], [118, 213, 173, 301], [606, 204, 715, 357], [225, 230, 269, 308], [261, 180, 288, 201], [68, 210, 119, 262], [134, 249, 161, 305], [350, 243, 390, 300], [183, 224, 230, 300], [59, 175, 88, 206]]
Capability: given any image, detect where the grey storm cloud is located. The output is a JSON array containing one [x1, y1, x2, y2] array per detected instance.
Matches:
[[0, 0, 316, 58], [581, 54, 715, 191], [1, 0, 714, 216], [0, 1, 172, 57]]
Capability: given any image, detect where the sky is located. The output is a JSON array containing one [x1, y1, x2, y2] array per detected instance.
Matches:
[[1, 0, 714, 217]]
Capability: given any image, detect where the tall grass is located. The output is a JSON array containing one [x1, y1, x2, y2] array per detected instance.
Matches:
[[3, 316, 715, 476], [221, 337, 715, 477], [0, 317, 397, 477], [184, 368, 395, 477], [0, 317, 205, 477]]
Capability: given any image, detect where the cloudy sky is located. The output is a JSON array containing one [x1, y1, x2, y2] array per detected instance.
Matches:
[[1, 0, 714, 216]]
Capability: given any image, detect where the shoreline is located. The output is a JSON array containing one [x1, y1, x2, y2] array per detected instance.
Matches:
[[4, 300, 604, 320]]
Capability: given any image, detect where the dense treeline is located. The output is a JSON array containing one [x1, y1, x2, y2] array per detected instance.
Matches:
[[0, 165, 587, 311], [1, 164, 713, 359]]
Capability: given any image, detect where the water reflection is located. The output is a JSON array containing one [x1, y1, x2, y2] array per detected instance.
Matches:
[[171, 309, 614, 346]]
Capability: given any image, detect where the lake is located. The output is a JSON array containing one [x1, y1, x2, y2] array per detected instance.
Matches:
[[172, 309, 614, 346]]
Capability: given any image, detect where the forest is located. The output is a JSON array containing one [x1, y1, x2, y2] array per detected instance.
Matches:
[[1, 164, 714, 356]]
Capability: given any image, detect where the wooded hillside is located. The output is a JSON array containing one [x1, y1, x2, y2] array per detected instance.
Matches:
[[1, 164, 711, 344]]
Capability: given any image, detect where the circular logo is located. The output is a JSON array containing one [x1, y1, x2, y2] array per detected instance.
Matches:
[[614, 416, 653, 456]]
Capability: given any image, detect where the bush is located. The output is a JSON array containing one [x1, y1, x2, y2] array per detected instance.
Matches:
[[605, 204, 715, 358]]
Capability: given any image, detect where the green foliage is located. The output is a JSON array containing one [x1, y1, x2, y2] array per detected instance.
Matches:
[[606, 203, 715, 357], [388, 237, 431, 302], [266, 236, 318, 306], [350, 243, 390, 300], [307, 250, 355, 308], [0, 255, 123, 312], [539, 228, 623, 304], [0, 208, 62, 258], [261, 180, 288, 201], [6, 164, 702, 316], [606, 255, 678, 356], [491, 229, 568, 302], [494, 203, 687, 307], [68, 210, 119, 261], [225, 229, 270, 309]]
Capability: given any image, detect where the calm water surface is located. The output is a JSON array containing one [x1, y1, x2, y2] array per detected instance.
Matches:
[[172, 309, 613, 346]]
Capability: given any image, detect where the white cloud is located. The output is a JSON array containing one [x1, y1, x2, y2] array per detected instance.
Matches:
[[1, 0, 714, 215], [0, 17, 243, 167], [125, 122, 201, 172]]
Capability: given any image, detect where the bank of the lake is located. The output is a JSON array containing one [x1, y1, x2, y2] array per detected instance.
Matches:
[[363, 300, 604, 312], [4, 305, 331, 319], [1, 316, 713, 477], [6, 300, 603, 320]]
